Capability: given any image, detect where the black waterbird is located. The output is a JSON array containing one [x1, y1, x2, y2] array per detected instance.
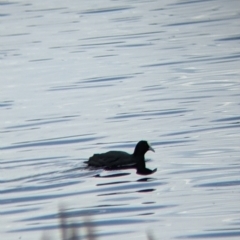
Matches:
[[85, 140, 157, 175]]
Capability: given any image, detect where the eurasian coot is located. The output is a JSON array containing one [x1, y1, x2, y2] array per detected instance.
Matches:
[[85, 140, 157, 175]]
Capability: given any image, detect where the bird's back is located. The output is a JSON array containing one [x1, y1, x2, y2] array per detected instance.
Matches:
[[87, 151, 134, 168]]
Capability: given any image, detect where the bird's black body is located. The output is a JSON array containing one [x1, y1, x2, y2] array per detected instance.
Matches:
[[85, 140, 157, 175]]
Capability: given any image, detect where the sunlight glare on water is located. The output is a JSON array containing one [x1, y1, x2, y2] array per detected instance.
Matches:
[[1, 0, 240, 240]]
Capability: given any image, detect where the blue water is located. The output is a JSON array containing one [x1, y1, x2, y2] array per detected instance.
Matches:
[[1, 0, 240, 239]]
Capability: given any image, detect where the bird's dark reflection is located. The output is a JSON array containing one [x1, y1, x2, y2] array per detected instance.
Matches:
[[137, 178, 156, 182], [90, 162, 157, 176], [94, 172, 158, 196], [137, 189, 155, 193], [97, 188, 156, 196], [94, 170, 158, 186], [94, 173, 130, 178], [97, 181, 130, 186]]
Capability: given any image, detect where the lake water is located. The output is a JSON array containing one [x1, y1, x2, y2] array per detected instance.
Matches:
[[1, 0, 240, 239]]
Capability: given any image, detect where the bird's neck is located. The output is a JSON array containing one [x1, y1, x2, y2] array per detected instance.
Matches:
[[135, 157, 146, 170], [133, 151, 146, 157]]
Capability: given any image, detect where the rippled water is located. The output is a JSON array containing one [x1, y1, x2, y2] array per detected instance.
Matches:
[[1, 0, 240, 239]]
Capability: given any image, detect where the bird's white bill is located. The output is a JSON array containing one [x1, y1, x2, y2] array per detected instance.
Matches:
[[148, 143, 155, 152]]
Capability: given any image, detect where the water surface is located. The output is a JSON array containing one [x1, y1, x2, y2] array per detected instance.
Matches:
[[1, 0, 240, 239]]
